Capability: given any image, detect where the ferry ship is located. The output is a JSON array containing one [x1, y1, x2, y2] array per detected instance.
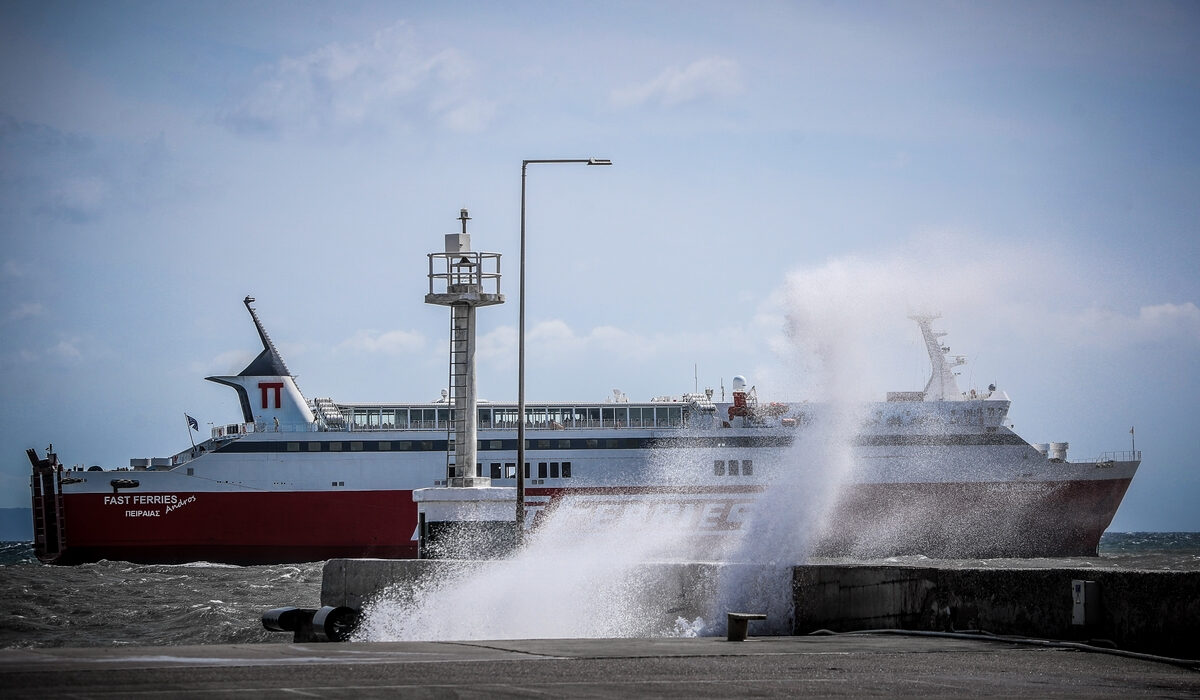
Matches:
[[28, 297, 1140, 565]]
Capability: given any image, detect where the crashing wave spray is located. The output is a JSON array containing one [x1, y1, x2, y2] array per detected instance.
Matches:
[[354, 485, 715, 640], [356, 274, 874, 641], [700, 290, 868, 634]]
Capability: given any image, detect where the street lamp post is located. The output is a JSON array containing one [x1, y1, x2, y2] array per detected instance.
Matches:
[[516, 157, 611, 543]]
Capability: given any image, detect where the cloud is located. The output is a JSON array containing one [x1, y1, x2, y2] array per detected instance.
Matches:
[[611, 57, 743, 108], [335, 329, 425, 355], [8, 301, 42, 320], [766, 230, 1200, 400], [43, 176, 109, 222], [478, 321, 668, 367], [49, 338, 81, 360], [1069, 302, 1200, 345], [191, 349, 256, 376], [220, 22, 494, 136]]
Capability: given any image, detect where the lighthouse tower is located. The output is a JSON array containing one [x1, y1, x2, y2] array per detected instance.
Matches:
[[425, 209, 504, 487]]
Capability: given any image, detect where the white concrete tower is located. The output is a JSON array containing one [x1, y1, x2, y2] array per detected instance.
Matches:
[[425, 209, 504, 487]]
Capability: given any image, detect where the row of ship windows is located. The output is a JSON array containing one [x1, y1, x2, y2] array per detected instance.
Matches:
[[715, 459, 753, 476], [347, 405, 687, 430], [284, 439, 644, 452], [474, 462, 574, 479], [288, 441, 425, 452]]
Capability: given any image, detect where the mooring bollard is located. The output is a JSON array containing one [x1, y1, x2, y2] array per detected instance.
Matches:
[[726, 612, 767, 642], [263, 605, 359, 643]]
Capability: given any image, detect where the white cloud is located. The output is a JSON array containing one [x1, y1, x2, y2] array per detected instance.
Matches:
[[49, 338, 81, 360], [191, 349, 256, 376], [611, 57, 743, 108], [1068, 302, 1200, 345], [222, 22, 493, 136], [335, 329, 425, 355], [765, 231, 1200, 400], [8, 302, 43, 320], [2, 260, 28, 278], [45, 175, 109, 222]]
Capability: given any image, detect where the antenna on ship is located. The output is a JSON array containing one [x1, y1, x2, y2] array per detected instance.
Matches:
[[424, 209, 504, 487]]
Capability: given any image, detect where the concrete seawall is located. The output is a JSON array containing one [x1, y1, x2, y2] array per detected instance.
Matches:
[[321, 559, 796, 635], [322, 558, 1200, 657], [793, 564, 1200, 658]]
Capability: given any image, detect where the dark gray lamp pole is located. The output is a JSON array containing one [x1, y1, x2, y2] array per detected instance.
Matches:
[[516, 158, 612, 543]]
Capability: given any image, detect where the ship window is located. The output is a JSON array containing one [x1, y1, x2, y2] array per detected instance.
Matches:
[[558, 439, 571, 449], [606, 439, 619, 448], [494, 408, 518, 429], [537, 440, 550, 449], [421, 441, 433, 450], [505, 462, 516, 478], [395, 441, 410, 451], [523, 463, 530, 479], [742, 459, 753, 475], [586, 439, 598, 448], [394, 410, 409, 429], [378, 441, 390, 451], [308, 442, 321, 452], [602, 407, 615, 426], [714, 460, 725, 475], [562, 461, 571, 478], [538, 462, 547, 479], [478, 408, 492, 429], [550, 462, 560, 478], [490, 463, 502, 479], [436, 409, 449, 427], [526, 407, 547, 427], [329, 442, 342, 451], [186, 468, 194, 476], [476, 463, 482, 477], [489, 440, 503, 450], [287, 442, 300, 452], [351, 441, 364, 451], [728, 458, 739, 475]]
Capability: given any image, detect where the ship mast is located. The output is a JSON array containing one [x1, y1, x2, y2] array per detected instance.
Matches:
[[909, 314, 965, 401]]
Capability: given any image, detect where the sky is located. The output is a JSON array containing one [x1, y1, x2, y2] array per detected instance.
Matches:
[[0, 0, 1197, 531]]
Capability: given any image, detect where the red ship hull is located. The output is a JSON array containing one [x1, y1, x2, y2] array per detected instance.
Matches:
[[44, 490, 419, 565], [37, 474, 1132, 565]]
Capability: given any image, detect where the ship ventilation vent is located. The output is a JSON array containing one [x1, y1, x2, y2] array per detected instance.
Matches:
[[310, 398, 345, 430]]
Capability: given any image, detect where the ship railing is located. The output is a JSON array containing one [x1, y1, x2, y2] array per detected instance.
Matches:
[[213, 422, 325, 437], [1091, 450, 1142, 463], [332, 419, 693, 432]]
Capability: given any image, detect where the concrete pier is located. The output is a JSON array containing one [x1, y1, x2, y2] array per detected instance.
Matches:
[[792, 562, 1200, 658], [322, 557, 1200, 658], [321, 559, 796, 635], [2, 635, 1196, 698]]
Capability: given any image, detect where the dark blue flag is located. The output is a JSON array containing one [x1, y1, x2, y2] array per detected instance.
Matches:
[[186, 414, 199, 431]]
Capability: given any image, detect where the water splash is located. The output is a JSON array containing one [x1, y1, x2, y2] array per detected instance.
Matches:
[[357, 281, 866, 642]]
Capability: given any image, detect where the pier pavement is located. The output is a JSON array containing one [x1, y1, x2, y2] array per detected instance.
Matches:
[[1, 634, 1196, 698]]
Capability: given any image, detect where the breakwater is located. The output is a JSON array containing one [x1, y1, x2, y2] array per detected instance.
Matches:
[[324, 557, 1200, 657]]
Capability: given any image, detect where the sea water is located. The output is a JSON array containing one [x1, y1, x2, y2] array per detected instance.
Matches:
[[0, 534, 1195, 649]]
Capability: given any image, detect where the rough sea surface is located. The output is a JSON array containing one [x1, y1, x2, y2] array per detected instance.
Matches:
[[0, 532, 1195, 649]]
